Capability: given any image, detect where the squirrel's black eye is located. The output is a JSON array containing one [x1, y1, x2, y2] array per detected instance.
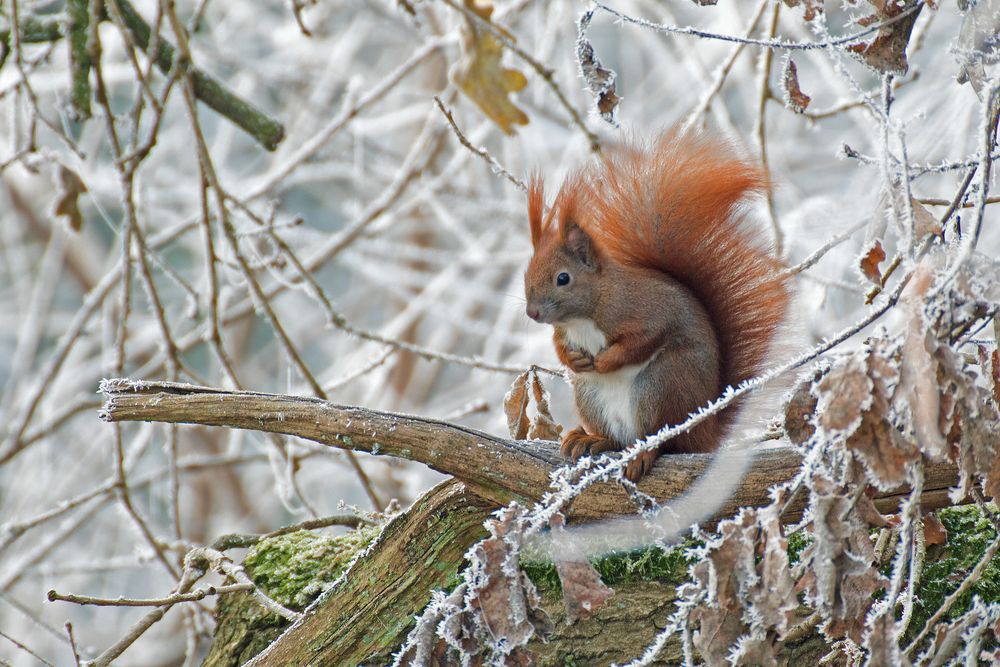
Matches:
[[556, 272, 571, 286]]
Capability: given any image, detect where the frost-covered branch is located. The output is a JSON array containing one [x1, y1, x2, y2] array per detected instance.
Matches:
[[98, 378, 959, 523]]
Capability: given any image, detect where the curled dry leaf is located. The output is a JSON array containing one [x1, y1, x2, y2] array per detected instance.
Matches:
[[504, 370, 563, 441], [527, 372, 562, 441], [864, 613, 912, 667], [781, 57, 811, 113], [911, 198, 944, 240], [847, 0, 924, 74], [899, 264, 949, 461], [503, 371, 530, 440], [453, 0, 529, 135], [798, 473, 887, 644], [53, 164, 88, 232], [577, 11, 621, 126], [548, 515, 612, 623], [783, 370, 820, 446], [688, 505, 797, 666], [847, 339, 920, 488], [859, 239, 887, 284], [553, 558, 612, 623], [954, 394, 1000, 501]]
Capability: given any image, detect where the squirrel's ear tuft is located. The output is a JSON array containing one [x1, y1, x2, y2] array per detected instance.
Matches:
[[528, 176, 545, 247], [563, 223, 598, 269]]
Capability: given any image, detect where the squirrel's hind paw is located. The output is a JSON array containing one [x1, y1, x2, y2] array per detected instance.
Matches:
[[623, 449, 659, 483], [560, 426, 617, 460]]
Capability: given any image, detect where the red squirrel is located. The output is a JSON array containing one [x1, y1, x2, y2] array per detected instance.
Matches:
[[524, 130, 790, 482]]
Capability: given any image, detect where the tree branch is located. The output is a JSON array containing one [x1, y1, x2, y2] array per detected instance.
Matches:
[[99, 379, 960, 523], [0, 2, 284, 150]]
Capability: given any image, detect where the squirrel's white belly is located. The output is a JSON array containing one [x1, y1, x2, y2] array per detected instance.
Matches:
[[561, 318, 645, 445], [574, 366, 644, 445]]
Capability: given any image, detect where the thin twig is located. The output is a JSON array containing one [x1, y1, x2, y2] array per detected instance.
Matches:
[[593, 1, 922, 51], [434, 96, 527, 192], [440, 0, 599, 151], [48, 583, 253, 607]]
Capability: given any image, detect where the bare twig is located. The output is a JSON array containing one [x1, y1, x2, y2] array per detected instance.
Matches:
[[48, 583, 252, 607]]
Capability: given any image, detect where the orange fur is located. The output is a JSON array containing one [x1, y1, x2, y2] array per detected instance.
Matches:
[[529, 130, 790, 432]]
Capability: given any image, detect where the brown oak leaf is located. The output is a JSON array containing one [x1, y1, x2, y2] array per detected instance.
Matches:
[[784, 371, 820, 446], [454, 1, 529, 135], [845, 340, 920, 488], [548, 514, 613, 623]]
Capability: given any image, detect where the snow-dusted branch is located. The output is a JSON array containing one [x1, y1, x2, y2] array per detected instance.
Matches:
[[98, 378, 959, 523]]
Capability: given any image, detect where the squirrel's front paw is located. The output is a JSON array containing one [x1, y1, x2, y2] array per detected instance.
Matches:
[[560, 426, 617, 459], [565, 348, 595, 373]]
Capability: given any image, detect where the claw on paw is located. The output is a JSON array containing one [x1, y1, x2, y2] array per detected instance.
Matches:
[[560, 426, 615, 460], [624, 449, 659, 483]]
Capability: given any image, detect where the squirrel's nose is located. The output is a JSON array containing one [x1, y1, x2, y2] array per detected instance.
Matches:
[[526, 306, 541, 322]]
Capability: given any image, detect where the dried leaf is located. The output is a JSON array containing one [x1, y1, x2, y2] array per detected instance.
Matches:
[[689, 507, 797, 665], [748, 504, 799, 635], [53, 164, 87, 232], [846, 341, 920, 488], [577, 11, 621, 126], [899, 264, 949, 460], [453, 1, 529, 135], [864, 613, 912, 667], [554, 559, 613, 623], [784, 372, 820, 446], [800, 473, 886, 643], [503, 371, 530, 440], [527, 372, 562, 441], [859, 239, 887, 284], [468, 507, 537, 646], [847, 0, 924, 74], [548, 514, 613, 623], [911, 198, 943, 239], [781, 58, 811, 113], [815, 356, 872, 436], [782, 0, 823, 22], [955, 0, 1000, 96], [953, 392, 1000, 501]]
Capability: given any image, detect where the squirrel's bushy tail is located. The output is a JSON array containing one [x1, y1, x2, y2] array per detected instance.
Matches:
[[552, 130, 790, 412]]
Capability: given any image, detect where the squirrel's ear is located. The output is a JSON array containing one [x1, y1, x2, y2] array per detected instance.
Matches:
[[528, 177, 544, 247], [564, 223, 599, 269]]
